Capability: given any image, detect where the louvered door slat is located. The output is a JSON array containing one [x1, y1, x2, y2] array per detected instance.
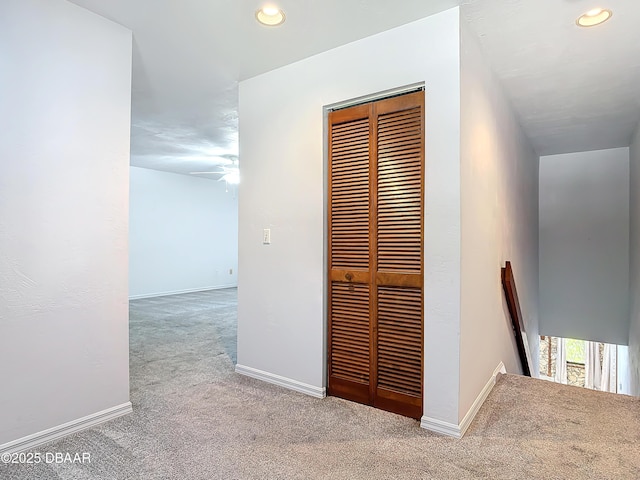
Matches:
[[377, 193, 420, 202]]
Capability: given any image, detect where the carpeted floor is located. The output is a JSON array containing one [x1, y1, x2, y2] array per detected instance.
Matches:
[[2, 288, 639, 479]]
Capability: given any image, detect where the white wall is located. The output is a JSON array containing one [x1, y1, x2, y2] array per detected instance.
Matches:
[[0, 0, 131, 446], [459, 20, 540, 420], [238, 8, 462, 425], [129, 167, 238, 298], [539, 148, 630, 345], [629, 124, 640, 396]]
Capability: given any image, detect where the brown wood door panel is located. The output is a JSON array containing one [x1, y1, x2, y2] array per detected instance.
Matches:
[[375, 94, 423, 277], [328, 90, 424, 420], [329, 106, 371, 274], [328, 105, 373, 402], [374, 285, 423, 419], [328, 278, 370, 412]]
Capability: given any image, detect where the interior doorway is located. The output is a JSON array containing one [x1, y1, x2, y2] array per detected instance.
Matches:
[[326, 90, 425, 419]]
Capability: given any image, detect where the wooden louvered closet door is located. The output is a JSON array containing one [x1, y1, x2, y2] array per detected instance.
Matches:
[[328, 91, 424, 420]]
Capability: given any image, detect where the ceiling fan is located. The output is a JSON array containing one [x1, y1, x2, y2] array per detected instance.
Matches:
[[190, 157, 239, 185]]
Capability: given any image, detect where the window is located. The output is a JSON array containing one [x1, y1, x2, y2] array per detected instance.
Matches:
[[566, 339, 586, 364]]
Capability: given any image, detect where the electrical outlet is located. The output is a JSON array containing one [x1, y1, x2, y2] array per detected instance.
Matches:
[[263, 228, 271, 244]]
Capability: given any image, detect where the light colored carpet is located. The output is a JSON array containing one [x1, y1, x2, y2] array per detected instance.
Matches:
[[2, 288, 639, 479]]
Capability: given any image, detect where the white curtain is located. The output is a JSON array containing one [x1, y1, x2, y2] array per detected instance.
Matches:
[[600, 343, 617, 393], [555, 337, 568, 384], [585, 341, 602, 390]]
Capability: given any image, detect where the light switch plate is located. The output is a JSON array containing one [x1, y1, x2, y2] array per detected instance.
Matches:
[[263, 228, 271, 244]]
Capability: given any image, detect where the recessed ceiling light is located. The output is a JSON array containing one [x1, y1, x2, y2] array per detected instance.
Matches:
[[576, 7, 612, 27], [256, 6, 286, 27]]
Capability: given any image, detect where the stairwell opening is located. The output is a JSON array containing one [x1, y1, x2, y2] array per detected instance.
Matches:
[[539, 336, 630, 394]]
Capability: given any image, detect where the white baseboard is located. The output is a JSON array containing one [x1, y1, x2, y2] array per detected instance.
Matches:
[[235, 364, 326, 399], [129, 284, 237, 300], [421, 361, 505, 438], [0, 402, 133, 454], [419, 416, 462, 438]]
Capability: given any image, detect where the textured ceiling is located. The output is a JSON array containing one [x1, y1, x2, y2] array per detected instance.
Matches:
[[68, 0, 461, 176], [462, 0, 640, 156], [68, 0, 640, 175]]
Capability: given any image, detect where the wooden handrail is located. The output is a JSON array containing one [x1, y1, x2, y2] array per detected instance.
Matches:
[[501, 261, 532, 376]]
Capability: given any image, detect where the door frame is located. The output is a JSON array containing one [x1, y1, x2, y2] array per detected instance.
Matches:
[[321, 81, 425, 399]]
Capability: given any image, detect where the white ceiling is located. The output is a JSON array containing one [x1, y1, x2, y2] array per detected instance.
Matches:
[[68, 0, 640, 174], [462, 0, 640, 156]]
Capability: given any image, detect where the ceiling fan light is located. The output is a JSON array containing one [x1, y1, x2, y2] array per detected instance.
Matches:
[[256, 6, 285, 26], [221, 171, 240, 185]]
